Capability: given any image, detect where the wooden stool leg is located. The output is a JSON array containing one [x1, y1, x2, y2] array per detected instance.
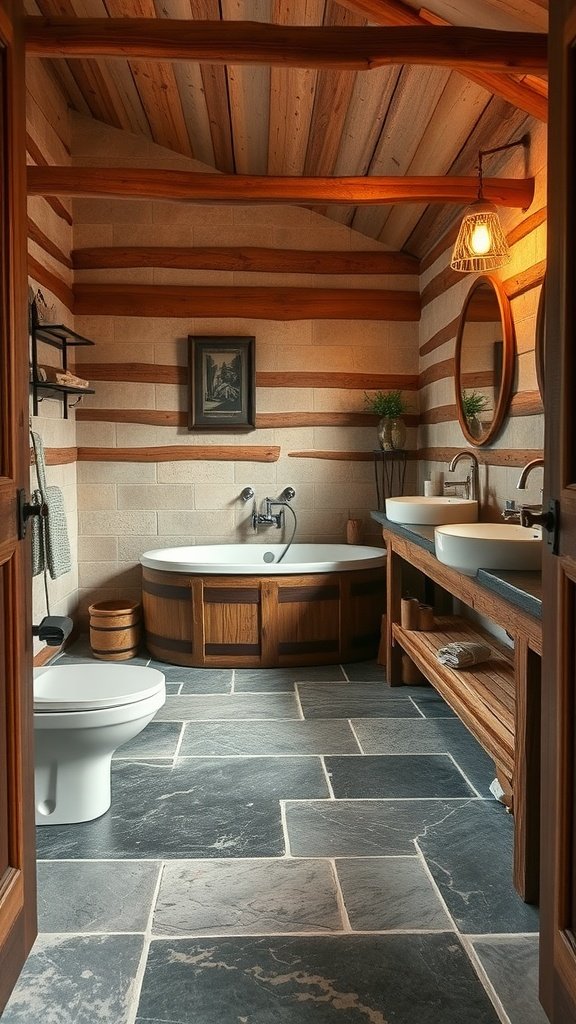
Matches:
[[377, 614, 387, 666]]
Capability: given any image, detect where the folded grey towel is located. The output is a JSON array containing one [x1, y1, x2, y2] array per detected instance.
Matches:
[[437, 641, 492, 668]]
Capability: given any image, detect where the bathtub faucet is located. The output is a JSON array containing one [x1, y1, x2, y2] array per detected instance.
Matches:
[[252, 497, 284, 530]]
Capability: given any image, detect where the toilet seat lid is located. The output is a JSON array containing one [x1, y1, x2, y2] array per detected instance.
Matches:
[[33, 664, 165, 711]]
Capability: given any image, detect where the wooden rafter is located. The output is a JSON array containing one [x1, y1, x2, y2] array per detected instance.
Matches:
[[27, 166, 535, 208], [24, 20, 548, 75], [337, 0, 548, 121], [71, 246, 419, 274]]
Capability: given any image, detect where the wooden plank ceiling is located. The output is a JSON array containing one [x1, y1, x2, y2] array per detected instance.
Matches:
[[24, 0, 548, 257]]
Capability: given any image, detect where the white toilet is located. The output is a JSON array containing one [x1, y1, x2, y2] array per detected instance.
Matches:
[[33, 663, 166, 826]]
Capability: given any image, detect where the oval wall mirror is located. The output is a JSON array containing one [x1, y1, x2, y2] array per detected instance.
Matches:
[[454, 275, 515, 447], [535, 278, 545, 399]]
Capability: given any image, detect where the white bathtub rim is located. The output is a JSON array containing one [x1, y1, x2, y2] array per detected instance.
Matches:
[[140, 543, 386, 575]]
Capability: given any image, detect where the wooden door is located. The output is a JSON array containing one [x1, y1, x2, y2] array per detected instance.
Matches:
[[0, 0, 37, 1012], [540, 1, 576, 1020]]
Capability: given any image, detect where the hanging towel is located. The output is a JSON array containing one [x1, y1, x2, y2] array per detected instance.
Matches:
[[30, 431, 72, 580], [436, 641, 492, 668]]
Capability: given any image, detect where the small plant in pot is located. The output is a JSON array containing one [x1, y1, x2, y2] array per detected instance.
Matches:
[[461, 389, 488, 440], [364, 389, 408, 450]]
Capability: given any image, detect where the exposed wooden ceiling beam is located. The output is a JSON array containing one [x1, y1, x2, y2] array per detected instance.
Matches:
[[337, 0, 547, 121], [24, 20, 548, 75], [28, 166, 535, 208], [71, 245, 419, 274]]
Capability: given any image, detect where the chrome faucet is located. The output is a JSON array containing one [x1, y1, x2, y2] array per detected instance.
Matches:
[[444, 451, 480, 502], [251, 488, 296, 531], [516, 458, 546, 529]]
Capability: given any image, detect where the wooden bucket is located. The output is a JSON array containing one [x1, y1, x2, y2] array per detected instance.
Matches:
[[89, 599, 141, 661]]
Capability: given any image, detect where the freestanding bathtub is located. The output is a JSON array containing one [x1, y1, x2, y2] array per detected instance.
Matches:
[[140, 544, 386, 668]]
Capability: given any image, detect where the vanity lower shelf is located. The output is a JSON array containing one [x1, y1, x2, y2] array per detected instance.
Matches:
[[392, 616, 514, 777]]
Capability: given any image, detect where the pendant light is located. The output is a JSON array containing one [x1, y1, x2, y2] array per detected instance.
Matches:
[[451, 134, 530, 274]]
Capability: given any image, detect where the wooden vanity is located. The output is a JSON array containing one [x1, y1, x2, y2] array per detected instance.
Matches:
[[376, 514, 542, 905]]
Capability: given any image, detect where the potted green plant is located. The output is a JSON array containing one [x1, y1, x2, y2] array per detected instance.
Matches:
[[461, 389, 488, 440], [364, 389, 408, 450]]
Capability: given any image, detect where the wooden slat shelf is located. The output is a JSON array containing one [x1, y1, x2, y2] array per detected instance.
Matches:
[[392, 616, 514, 774]]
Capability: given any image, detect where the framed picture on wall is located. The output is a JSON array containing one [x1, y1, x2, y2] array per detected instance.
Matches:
[[187, 335, 256, 431]]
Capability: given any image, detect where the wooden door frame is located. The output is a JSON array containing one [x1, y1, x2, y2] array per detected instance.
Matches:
[[540, 1, 576, 1020], [0, 0, 37, 1011]]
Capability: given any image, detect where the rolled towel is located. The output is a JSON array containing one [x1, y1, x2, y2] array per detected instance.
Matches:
[[437, 641, 492, 668]]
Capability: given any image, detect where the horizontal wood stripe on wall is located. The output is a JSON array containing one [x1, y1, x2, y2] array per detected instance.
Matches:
[[28, 217, 72, 269], [24, 20, 548, 73], [73, 284, 421, 321], [25, 132, 73, 226], [505, 207, 547, 249], [288, 450, 375, 461], [502, 260, 546, 301], [30, 447, 77, 465], [75, 409, 412, 429], [77, 446, 281, 462], [419, 316, 460, 357], [71, 246, 419, 275], [79, 364, 420, 391], [418, 391, 542, 426], [27, 254, 74, 311], [418, 447, 543, 468], [419, 358, 454, 390], [422, 256, 545, 310]]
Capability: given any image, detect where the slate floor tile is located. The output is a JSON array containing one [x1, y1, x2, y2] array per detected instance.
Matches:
[[113, 721, 182, 760], [234, 665, 347, 692], [154, 693, 300, 721], [298, 684, 422, 720], [472, 936, 548, 1024], [36, 860, 161, 933], [35, 758, 328, 860], [135, 935, 500, 1024], [178, 720, 360, 756], [2, 934, 144, 1024], [343, 660, 387, 682], [352, 718, 494, 796], [57, 636, 149, 667], [419, 800, 540, 934], [153, 859, 342, 936], [336, 857, 452, 931], [325, 754, 475, 799], [285, 799, 475, 858], [147, 662, 233, 693], [165, 682, 182, 695], [411, 694, 457, 718]]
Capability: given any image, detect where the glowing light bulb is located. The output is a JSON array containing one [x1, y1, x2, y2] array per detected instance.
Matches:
[[470, 221, 492, 256]]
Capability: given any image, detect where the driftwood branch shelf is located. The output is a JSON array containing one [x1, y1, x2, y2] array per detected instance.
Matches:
[[377, 515, 542, 906]]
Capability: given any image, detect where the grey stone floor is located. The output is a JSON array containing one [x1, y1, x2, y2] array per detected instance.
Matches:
[[2, 644, 548, 1024]]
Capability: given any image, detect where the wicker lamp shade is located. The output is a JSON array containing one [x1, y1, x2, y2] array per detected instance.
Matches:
[[451, 200, 512, 273]]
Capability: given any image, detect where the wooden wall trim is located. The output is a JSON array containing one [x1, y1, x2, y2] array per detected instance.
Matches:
[[29, 446, 77, 465], [418, 391, 543, 425], [422, 257, 545, 311], [71, 246, 419, 276], [73, 283, 420, 321], [79, 363, 420, 391], [28, 218, 72, 269], [77, 445, 281, 462], [27, 253, 74, 310], [28, 166, 534, 210], [417, 447, 543, 468], [288, 450, 375, 460], [506, 207, 547, 249], [26, 132, 73, 225], [75, 408, 421, 429], [419, 358, 454, 391], [419, 316, 460, 357], [24, 20, 548, 74]]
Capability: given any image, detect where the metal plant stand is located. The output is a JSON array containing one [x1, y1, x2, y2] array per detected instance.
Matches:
[[373, 449, 407, 511]]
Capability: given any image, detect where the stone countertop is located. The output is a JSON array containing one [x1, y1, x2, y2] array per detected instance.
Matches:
[[371, 511, 542, 621]]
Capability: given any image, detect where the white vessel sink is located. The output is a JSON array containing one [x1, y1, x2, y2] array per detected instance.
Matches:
[[434, 522, 542, 576], [386, 496, 478, 526]]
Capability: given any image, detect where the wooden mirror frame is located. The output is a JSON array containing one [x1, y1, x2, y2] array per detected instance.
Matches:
[[454, 274, 516, 447], [535, 277, 545, 399]]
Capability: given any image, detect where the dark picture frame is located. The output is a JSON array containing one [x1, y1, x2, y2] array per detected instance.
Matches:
[[187, 335, 256, 431]]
